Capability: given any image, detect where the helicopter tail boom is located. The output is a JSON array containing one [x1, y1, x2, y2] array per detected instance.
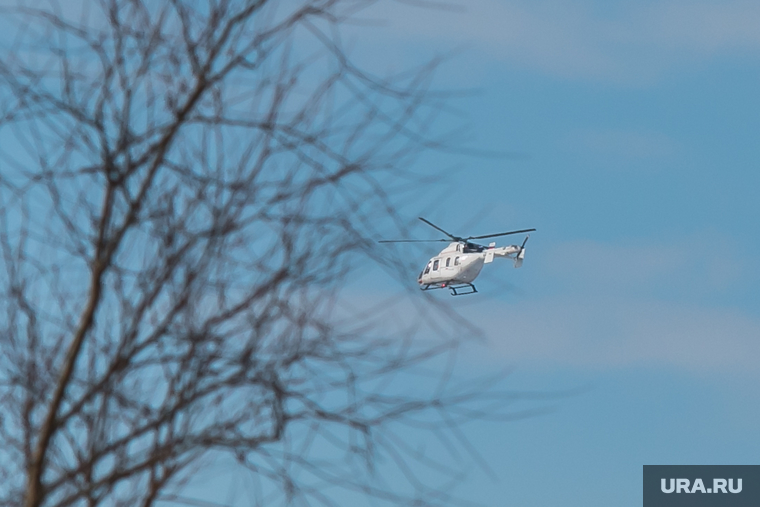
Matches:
[[488, 234, 529, 268]]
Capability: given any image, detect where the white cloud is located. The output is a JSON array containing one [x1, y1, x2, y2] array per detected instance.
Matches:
[[463, 236, 760, 371], [646, 1, 760, 53], [539, 236, 750, 298], [363, 0, 760, 83], [474, 296, 760, 371]]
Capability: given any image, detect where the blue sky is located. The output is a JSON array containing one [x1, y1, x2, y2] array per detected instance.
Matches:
[[2, 1, 757, 505], [338, 0, 760, 505]]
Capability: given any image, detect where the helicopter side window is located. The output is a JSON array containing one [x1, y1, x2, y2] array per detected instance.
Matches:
[[424, 261, 431, 275], [445, 258, 451, 267], [454, 256, 460, 266], [432, 259, 439, 271]]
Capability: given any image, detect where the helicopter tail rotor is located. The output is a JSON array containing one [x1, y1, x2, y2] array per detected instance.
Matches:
[[513, 235, 529, 268]]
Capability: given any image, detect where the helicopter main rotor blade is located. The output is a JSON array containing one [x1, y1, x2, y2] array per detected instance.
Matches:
[[467, 228, 536, 240], [378, 239, 449, 243], [418, 217, 460, 240]]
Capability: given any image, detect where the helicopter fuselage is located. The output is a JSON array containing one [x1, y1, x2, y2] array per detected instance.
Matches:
[[417, 241, 524, 291], [378, 217, 533, 296]]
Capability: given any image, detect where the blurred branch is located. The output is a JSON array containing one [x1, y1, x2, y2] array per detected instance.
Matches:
[[0, 1, 549, 506]]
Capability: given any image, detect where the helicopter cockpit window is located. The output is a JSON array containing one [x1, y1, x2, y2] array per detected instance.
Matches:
[[424, 261, 431, 275], [454, 256, 460, 266], [463, 242, 484, 253], [445, 258, 451, 267], [433, 259, 439, 271]]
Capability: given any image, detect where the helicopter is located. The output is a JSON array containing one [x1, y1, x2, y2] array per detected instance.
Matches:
[[380, 217, 535, 296]]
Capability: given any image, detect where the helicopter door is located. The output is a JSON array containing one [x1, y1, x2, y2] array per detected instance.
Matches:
[[442, 257, 455, 275]]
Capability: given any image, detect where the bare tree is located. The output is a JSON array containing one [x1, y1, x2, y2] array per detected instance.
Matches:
[[0, 1, 540, 506]]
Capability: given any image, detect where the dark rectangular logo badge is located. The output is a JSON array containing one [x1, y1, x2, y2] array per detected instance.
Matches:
[[644, 465, 760, 507]]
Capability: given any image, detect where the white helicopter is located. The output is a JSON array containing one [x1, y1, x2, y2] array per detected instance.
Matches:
[[380, 217, 535, 296]]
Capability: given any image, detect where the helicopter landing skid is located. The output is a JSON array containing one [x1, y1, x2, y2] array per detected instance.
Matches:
[[447, 283, 477, 296], [420, 283, 478, 296]]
